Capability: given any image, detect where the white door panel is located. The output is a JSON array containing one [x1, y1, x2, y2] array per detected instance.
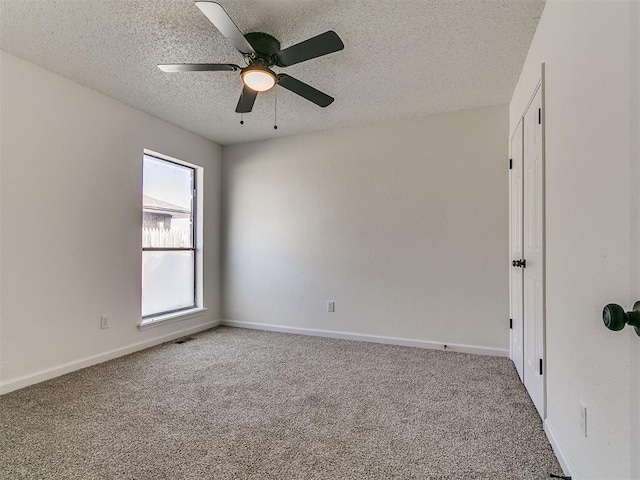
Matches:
[[523, 85, 545, 418], [509, 121, 524, 382], [632, 4, 640, 475]]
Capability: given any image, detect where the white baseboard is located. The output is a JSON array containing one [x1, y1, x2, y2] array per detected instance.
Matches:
[[0, 320, 220, 395], [544, 419, 576, 478], [221, 320, 509, 357]]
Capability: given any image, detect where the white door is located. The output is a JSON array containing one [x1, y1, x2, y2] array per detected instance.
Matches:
[[631, 3, 640, 475], [509, 121, 524, 382], [523, 85, 545, 418]]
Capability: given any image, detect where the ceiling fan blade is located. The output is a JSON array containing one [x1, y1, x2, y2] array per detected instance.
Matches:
[[195, 2, 255, 56], [274, 31, 344, 67], [277, 74, 334, 107], [236, 85, 258, 113], [158, 63, 240, 72]]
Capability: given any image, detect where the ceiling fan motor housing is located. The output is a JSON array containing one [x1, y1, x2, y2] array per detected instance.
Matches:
[[244, 32, 281, 64]]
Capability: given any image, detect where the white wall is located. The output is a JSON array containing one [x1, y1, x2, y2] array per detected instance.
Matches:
[[222, 105, 509, 352], [510, 1, 634, 478], [0, 51, 222, 392]]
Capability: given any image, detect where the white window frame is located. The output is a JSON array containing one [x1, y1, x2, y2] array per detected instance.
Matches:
[[139, 149, 206, 329]]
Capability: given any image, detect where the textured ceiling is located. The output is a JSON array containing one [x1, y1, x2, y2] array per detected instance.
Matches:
[[0, 0, 545, 145]]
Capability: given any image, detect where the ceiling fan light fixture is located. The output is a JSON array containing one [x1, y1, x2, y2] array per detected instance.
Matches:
[[241, 68, 277, 92]]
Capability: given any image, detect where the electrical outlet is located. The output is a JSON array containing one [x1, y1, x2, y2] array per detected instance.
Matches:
[[579, 403, 587, 437], [327, 301, 335, 313], [100, 316, 109, 329]]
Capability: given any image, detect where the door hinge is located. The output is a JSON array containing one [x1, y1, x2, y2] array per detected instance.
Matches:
[[509, 318, 513, 329], [538, 108, 542, 125], [539, 358, 543, 375], [509, 158, 513, 170]]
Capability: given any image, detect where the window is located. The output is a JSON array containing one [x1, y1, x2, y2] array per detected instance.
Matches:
[[142, 153, 198, 318]]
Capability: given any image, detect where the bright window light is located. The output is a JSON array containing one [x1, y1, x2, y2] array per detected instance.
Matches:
[[142, 154, 197, 318]]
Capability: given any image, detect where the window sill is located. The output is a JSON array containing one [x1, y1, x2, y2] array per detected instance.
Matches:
[[138, 308, 208, 330]]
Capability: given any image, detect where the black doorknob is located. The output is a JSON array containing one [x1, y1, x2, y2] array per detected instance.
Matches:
[[512, 259, 526, 268], [602, 302, 640, 337]]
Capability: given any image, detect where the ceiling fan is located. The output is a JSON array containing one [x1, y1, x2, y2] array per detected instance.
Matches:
[[158, 1, 345, 114]]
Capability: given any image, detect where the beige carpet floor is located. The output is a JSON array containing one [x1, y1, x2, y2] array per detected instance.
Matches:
[[0, 326, 562, 479]]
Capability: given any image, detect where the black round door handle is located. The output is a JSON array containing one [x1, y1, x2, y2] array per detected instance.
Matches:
[[512, 260, 518, 267], [603, 302, 640, 337], [512, 259, 526, 268]]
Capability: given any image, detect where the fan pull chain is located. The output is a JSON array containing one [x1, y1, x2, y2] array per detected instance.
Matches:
[[240, 89, 245, 125], [273, 87, 278, 130]]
